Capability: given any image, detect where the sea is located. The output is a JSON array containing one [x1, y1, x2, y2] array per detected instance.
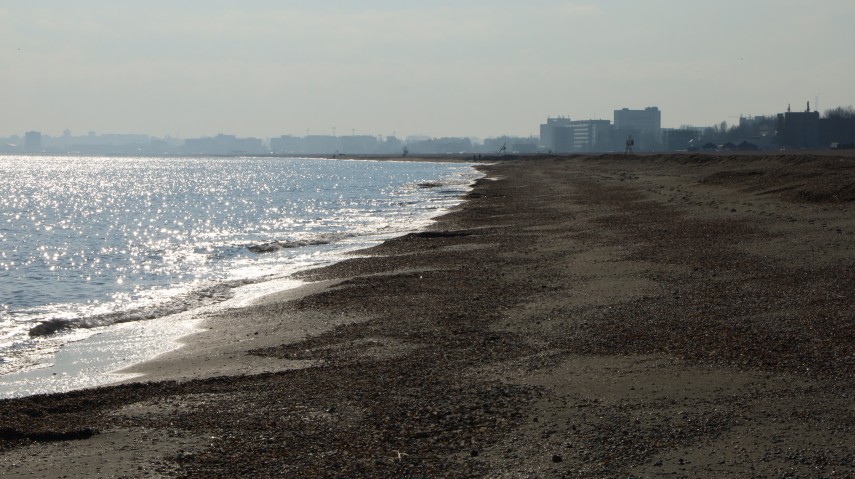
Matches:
[[0, 155, 480, 398]]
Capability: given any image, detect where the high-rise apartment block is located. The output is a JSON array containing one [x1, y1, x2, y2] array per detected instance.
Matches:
[[613, 107, 661, 135]]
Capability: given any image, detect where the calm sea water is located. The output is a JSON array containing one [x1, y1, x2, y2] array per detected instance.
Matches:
[[0, 155, 479, 379]]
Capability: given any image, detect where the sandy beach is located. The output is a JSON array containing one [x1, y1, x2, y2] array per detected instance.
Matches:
[[1, 153, 854, 478]]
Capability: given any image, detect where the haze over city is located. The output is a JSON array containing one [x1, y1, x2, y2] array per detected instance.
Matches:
[[2, 0, 854, 139]]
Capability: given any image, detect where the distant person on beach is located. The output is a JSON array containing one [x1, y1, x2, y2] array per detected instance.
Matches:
[[625, 136, 634, 155]]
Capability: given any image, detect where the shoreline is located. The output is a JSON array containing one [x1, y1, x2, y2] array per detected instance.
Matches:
[[0, 157, 481, 398], [1, 153, 853, 477]]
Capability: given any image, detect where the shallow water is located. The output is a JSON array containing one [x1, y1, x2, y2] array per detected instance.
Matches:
[[0, 155, 479, 389]]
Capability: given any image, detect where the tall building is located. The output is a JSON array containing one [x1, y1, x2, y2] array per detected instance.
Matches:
[[614, 107, 661, 134], [540, 117, 615, 152], [614, 107, 662, 150], [568, 120, 612, 152], [24, 131, 42, 152], [539, 117, 573, 152]]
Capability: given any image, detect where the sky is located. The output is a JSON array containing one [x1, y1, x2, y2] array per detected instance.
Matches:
[[2, 1, 854, 139]]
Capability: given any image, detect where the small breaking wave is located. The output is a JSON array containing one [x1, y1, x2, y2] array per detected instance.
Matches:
[[247, 239, 331, 254], [245, 232, 354, 254], [27, 279, 260, 337]]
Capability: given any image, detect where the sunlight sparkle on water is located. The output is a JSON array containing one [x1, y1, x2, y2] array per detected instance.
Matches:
[[0, 155, 481, 387]]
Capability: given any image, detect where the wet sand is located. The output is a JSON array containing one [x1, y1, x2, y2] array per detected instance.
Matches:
[[1, 153, 853, 477]]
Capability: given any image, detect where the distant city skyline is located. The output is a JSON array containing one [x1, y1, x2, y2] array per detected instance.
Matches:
[[7, 101, 852, 155], [0, 102, 837, 143], [2, 1, 853, 139]]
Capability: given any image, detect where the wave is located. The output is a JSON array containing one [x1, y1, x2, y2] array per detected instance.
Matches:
[[246, 238, 331, 254], [28, 279, 259, 337], [245, 232, 356, 254], [28, 231, 379, 337]]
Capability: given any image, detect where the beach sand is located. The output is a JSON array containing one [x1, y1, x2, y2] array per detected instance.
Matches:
[[1, 153, 853, 477]]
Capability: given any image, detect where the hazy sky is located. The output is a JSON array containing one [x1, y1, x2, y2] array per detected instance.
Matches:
[[2, 1, 853, 139]]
